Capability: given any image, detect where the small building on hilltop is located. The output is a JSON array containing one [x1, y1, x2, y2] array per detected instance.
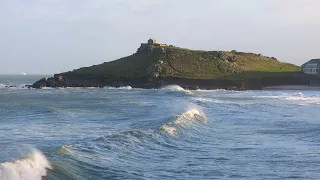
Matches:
[[148, 38, 158, 45], [301, 59, 320, 77], [137, 38, 168, 53]]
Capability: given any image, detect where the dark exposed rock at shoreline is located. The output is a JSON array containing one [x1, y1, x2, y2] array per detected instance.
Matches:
[[32, 72, 314, 91], [32, 74, 67, 88]]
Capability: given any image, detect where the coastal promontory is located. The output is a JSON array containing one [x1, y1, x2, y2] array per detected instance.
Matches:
[[33, 39, 313, 90]]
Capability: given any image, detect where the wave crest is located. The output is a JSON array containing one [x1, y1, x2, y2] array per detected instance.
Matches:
[[161, 85, 192, 94], [161, 107, 207, 136], [173, 108, 207, 125], [160, 125, 178, 136], [0, 149, 51, 180], [161, 85, 185, 91]]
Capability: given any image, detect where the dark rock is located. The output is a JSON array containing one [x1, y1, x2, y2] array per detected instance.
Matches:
[[271, 57, 278, 61], [46, 79, 56, 87], [32, 78, 48, 88], [186, 85, 199, 90], [25, 84, 33, 89], [227, 56, 236, 62]]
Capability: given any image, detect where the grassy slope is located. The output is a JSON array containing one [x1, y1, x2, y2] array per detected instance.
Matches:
[[63, 46, 300, 80]]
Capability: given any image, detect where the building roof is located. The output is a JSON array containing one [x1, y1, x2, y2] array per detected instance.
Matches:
[[302, 59, 320, 66]]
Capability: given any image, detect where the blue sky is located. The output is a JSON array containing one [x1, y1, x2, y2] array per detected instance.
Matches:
[[0, 0, 319, 74]]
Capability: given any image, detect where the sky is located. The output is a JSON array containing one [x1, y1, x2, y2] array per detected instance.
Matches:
[[0, 0, 319, 74]]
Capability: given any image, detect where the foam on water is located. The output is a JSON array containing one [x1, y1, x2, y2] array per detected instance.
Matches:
[[191, 97, 220, 103], [161, 85, 185, 91], [161, 85, 192, 94], [160, 106, 207, 136], [104, 86, 133, 90], [159, 125, 178, 136], [172, 108, 207, 125], [195, 89, 228, 92], [0, 149, 51, 180], [55, 145, 70, 154], [258, 93, 320, 104], [40, 87, 55, 90]]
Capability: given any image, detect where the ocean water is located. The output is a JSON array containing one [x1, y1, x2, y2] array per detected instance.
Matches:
[[1, 75, 320, 180]]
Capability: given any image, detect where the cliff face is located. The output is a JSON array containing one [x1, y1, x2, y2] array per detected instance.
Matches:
[[33, 45, 311, 90]]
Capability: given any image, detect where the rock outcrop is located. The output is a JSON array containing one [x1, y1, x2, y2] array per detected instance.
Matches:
[[32, 75, 67, 88]]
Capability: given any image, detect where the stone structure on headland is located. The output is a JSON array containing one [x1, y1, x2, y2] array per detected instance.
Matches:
[[137, 38, 170, 53]]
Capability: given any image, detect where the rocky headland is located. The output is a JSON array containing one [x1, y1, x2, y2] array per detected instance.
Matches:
[[33, 40, 315, 90]]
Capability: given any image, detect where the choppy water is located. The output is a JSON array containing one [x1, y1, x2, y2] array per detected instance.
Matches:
[[1, 76, 320, 180]]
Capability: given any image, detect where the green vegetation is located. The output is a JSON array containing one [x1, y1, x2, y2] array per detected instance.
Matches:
[[63, 45, 300, 80]]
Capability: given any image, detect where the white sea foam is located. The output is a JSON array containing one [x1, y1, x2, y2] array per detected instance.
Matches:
[[258, 93, 320, 104], [40, 87, 55, 90], [161, 85, 185, 91], [0, 149, 51, 180], [161, 85, 192, 94], [191, 97, 219, 103], [160, 106, 207, 136], [172, 108, 207, 125], [104, 86, 133, 90], [118, 86, 133, 90], [160, 125, 178, 136], [195, 89, 228, 92]]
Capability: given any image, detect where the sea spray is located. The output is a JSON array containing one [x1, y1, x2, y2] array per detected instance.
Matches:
[[0, 149, 51, 180]]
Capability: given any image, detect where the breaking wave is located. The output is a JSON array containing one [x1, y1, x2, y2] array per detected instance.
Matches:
[[161, 85, 192, 94], [56, 107, 207, 156], [0, 149, 51, 180], [172, 108, 207, 126], [160, 107, 207, 136], [49, 106, 208, 179]]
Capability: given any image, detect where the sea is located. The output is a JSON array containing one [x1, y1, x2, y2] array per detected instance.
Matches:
[[1, 74, 320, 180]]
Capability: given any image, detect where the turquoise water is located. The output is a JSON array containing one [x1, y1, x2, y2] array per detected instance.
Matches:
[[1, 76, 320, 179]]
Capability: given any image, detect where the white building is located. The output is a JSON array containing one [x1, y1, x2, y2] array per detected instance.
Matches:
[[302, 59, 320, 76]]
